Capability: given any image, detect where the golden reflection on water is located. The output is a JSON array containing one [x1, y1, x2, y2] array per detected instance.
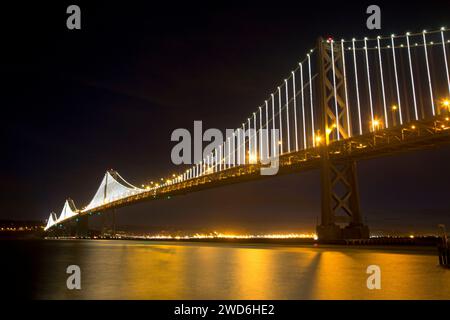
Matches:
[[37, 240, 450, 299], [232, 248, 276, 299]]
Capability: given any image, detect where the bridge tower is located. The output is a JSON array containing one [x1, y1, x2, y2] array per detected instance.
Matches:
[[316, 37, 369, 240]]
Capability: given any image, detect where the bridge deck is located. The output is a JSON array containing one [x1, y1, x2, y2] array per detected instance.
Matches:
[[81, 115, 450, 216]]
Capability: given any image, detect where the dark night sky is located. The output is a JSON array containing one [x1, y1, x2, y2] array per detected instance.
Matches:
[[2, 1, 450, 233]]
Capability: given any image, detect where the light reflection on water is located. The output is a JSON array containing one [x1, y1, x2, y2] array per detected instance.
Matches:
[[35, 240, 450, 299]]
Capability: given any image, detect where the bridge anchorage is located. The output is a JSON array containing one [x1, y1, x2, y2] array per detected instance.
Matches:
[[44, 28, 450, 241]]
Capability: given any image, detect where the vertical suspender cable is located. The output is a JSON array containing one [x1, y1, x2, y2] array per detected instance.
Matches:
[[219, 145, 222, 171], [278, 86, 283, 154], [285, 79, 291, 152], [341, 39, 351, 137], [235, 131, 239, 167], [242, 123, 246, 165], [391, 35, 404, 124], [247, 118, 251, 161], [259, 107, 263, 159], [292, 71, 299, 151], [300, 62, 307, 148], [330, 39, 340, 140], [423, 30, 435, 116], [271, 94, 276, 157], [265, 100, 269, 159], [253, 113, 257, 160], [231, 132, 236, 167], [406, 32, 419, 120], [307, 54, 315, 146], [227, 137, 231, 167], [364, 37, 375, 131], [377, 36, 389, 127], [352, 39, 363, 134]]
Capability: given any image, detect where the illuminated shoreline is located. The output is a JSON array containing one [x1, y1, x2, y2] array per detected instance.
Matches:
[[135, 232, 319, 240], [43, 232, 443, 244]]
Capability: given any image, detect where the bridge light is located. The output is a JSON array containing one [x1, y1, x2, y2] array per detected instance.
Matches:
[[315, 135, 323, 145], [442, 99, 450, 108], [371, 119, 381, 131], [411, 125, 416, 130], [392, 105, 398, 111]]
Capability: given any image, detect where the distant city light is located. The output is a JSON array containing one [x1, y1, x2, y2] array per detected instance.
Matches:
[[135, 232, 318, 240]]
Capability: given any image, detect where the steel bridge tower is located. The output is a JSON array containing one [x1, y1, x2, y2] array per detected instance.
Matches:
[[316, 37, 369, 240]]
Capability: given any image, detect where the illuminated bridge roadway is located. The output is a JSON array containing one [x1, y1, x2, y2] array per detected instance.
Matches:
[[45, 27, 450, 240]]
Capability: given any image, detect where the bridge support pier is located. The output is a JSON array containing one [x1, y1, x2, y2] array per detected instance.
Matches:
[[101, 209, 116, 238], [316, 36, 369, 240], [317, 151, 369, 240], [76, 215, 89, 238]]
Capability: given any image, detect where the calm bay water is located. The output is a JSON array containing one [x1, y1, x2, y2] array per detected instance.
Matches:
[[3, 239, 450, 299]]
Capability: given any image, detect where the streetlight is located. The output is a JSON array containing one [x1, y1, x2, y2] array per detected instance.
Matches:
[[315, 135, 323, 146], [371, 119, 381, 132], [324, 123, 336, 145], [438, 99, 450, 117], [249, 152, 257, 164], [391, 105, 398, 126]]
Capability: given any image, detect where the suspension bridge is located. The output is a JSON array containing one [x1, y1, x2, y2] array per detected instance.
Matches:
[[45, 27, 450, 240]]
